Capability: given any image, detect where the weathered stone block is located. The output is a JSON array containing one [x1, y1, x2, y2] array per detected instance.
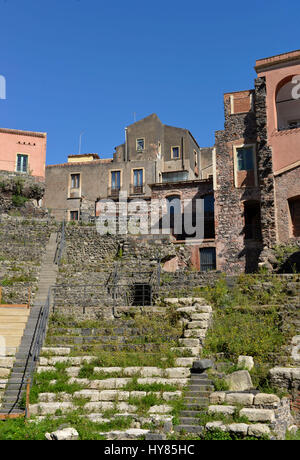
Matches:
[[209, 392, 226, 404], [208, 405, 235, 415], [237, 356, 254, 371], [205, 421, 227, 432], [41, 347, 71, 356], [184, 329, 206, 338], [227, 423, 249, 435], [192, 359, 213, 371], [225, 393, 254, 406], [45, 427, 79, 441], [164, 368, 190, 379], [0, 368, 10, 378], [175, 358, 194, 367], [179, 338, 200, 347], [253, 393, 280, 406], [247, 424, 271, 437], [239, 408, 275, 422], [148, 405, 172, 414], [224, 370, 253, 391]]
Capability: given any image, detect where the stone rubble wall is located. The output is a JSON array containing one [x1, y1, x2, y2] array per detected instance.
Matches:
[[0, 216, 58, 304], [269, 366, 300, 425]]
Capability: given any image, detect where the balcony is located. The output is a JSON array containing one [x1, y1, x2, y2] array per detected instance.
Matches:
[[107, 187, 120, 198], [130, 184, 145, 195]]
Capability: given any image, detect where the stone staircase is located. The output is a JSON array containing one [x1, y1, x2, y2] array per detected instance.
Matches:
[[0, 233, 58, 415], [175, 368, 213, 435], [0, 306, 30, 407], [21, 297, 215, 439]]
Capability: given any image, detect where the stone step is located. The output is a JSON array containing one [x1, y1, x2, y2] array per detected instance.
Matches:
[[0, 329, 25, 336], [0, 323, 26, 330], [186, 391, 211, 398], [0, 309, 30, 316], [189, 384, 213, 391], [184, 402, 209, 410], [2, 337, 22, 347], [179, 417, 202, 425], [0, 316, 29, 323], [174, 425, 203, 434]]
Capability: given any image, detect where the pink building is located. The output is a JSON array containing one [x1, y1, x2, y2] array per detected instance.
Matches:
[[255, 51, 300, 241], [0, 128, 47, 181]]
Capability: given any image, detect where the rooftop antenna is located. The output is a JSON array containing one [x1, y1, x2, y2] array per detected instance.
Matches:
[[78, 130, 85, 155], [133, 112, 136, 123]]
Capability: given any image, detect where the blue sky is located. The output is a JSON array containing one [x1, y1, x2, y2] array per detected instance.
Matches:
[[0, 0, 300, 164]]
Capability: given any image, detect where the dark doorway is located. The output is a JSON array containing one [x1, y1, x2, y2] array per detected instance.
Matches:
[[244, 201, 262, 240]]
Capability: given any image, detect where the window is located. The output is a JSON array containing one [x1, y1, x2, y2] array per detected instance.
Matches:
[[276, 78, 300, 131], [71, 174, 80, 188], [171, 146, 180, 159], [70, 210, 79, 221], [16, 154, 28, 173], [136, 138, 145, 151], [237, 147, 254, 171], [134, 169, 143, 186], [162, 171, 188, 183], [289, 197, 300, 237], [111, 171, 121, 190], [132, 169, 144, 194], [204, 195, 215, 239], [200, 248, 216, 272]]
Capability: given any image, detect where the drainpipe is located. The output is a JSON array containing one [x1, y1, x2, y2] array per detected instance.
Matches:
[[181, 137, 184, 170], [125, 127, 128, 162]]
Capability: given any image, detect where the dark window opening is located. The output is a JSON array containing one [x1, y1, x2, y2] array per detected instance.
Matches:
[[70, 210, 79, 221], [204, 194, 215, 239], [200, 247, 216, 272], [289, 197, 300, 237], [132, 283, 152, 306], [244, 201, 262, 240], [237, 147, 254, 171]]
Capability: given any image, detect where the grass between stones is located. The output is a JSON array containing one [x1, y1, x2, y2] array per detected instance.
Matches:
[[0, 414, 134, 440]]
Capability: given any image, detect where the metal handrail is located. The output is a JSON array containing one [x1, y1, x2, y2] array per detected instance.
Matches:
[[7, 288, 52, 416]]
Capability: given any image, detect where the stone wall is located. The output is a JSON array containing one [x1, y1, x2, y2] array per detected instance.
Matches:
[[0, 216, 57, 304], [274, 165, 300, 243], [214, 91, 261, 274], [254, 77, 277, 249], [269, 367, 300, 425]]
